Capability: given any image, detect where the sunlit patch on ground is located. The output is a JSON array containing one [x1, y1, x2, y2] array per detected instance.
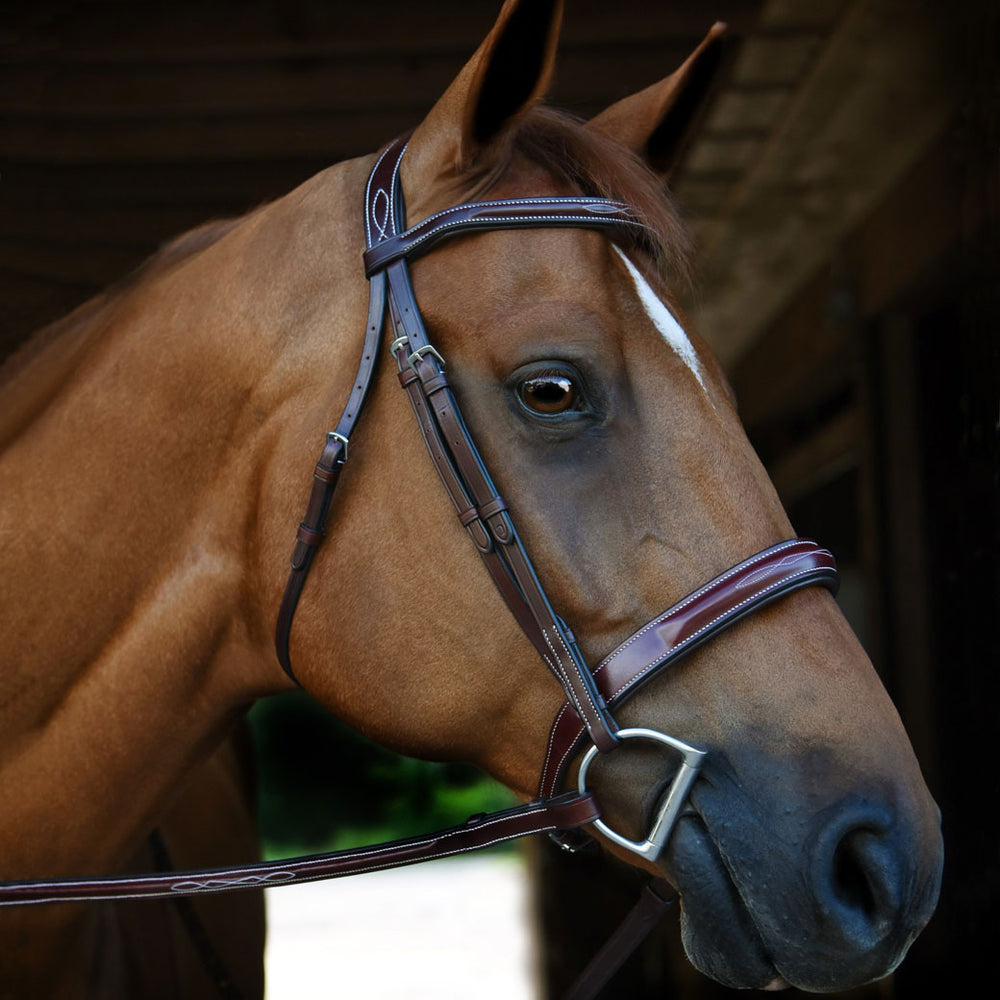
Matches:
[[264, 853, 539, 999]]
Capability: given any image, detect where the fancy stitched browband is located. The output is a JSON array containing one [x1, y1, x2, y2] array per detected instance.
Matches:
[[0, 137, 838, 999]]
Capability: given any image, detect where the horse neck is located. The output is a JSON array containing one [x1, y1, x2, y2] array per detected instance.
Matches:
[[0, 155, 370, 876]]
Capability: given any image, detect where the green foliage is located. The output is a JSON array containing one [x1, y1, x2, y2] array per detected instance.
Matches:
[[247, 691, 517, 859]]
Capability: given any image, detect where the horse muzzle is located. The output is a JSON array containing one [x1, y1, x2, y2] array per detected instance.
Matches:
[[662, 757, 944, 992]]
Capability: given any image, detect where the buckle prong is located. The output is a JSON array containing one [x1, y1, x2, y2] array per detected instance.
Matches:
[[406, 345, 446, 372], [326, 431, 350, 460]]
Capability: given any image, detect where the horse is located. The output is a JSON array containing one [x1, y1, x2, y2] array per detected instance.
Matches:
[[0, 1, 943, 996]]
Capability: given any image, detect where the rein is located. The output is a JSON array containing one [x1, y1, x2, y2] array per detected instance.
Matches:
[[0, 137, 838, 997]]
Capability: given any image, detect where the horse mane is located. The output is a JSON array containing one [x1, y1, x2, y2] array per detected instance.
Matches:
[[0, 216, 245, 399], [0, 216, 247, 446], [486, 106, 694, 290]]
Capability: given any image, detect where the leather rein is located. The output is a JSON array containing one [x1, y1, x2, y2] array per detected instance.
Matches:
[[0, 137, 838, 998]]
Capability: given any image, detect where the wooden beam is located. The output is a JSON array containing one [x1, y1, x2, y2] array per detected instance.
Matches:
[[729, 119, 991, 432], [768, 406, 860, 502], [4, 1, 763, 62], [686, 0, 962, 367], [730, 263, 851, 429]]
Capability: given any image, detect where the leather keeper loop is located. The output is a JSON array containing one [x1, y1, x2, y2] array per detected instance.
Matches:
[[296, 523, 324, 548], [289, 539, 312, 572], [487, 509, 514, 545], [478, 497, 508, 521], [421, 372, 450, 395], [313, 463, 340, 484], [467, 518, 493, 554], [397, 368, 419, 388]]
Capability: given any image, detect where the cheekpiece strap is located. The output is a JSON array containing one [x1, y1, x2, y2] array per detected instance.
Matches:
[[365, 138, 633, 753]]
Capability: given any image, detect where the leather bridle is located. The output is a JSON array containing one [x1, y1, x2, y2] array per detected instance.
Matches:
[[277, 135, 838, 828], [0, 137, 838, 998]]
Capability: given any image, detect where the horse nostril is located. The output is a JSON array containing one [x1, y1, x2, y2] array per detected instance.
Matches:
[[832, 827, 899, 934], [814, 803, 903, 950]]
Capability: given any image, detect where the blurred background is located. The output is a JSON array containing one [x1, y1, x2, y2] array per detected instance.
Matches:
[[3, 0, 997, 995]]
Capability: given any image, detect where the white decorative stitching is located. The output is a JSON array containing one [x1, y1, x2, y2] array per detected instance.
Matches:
[[592, 541, 807, 680], [540, 623, 590, 725], [736, 550, 828, 590], [388, 140, 409, 235], [607, 568, 829, 702], [549, 739, 582, 796], [401, 196, 630, 231], [171, 872, 295, 892], [364, 143, 395, 246], [371, 189, 390, 242], [548, 623, 602, 724], [539, 702, 571, 794], [395, 212, 642, 257]]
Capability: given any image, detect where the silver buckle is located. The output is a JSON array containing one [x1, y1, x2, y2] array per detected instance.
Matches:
[[326, 431, 349, 460], [406, 344, 446, 372], [577, 728, 706, 861]]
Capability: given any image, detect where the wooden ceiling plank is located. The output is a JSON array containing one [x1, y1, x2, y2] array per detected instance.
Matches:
[[686, 0, 961, 367], [3, 42, 709, 119], [4, 1, 763, 62]]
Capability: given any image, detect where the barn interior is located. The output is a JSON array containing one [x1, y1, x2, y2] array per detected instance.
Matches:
[[2, 0, 996, 994]]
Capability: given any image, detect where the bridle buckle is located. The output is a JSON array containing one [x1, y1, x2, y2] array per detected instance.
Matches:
[[577, 728, 706, 861], [326, 431, 350, 460], [406, 344, 446, 372]]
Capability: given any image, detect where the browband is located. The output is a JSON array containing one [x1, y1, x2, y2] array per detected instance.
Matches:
[[363, 196, 645, 275]]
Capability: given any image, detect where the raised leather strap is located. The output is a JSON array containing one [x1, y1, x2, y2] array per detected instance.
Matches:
[[563, 877, 676, 1000], [0, 793, 599, 907], [367, 140, 632, 753], [386, 271, 619, 751], [274, 247, 388, 681], [364, 196, 646, 276], [539, 540, 838, 798]]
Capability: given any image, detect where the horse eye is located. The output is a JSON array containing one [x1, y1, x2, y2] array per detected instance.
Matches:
[[518, 374, 579, 415]]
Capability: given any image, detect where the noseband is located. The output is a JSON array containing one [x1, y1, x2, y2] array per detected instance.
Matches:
[[1, 136, 838, 997]]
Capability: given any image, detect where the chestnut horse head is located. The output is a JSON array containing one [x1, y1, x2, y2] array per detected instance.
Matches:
[[0, 0, 941, 993]]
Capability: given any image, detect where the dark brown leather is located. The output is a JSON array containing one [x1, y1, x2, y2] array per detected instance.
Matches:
[[274, 253, 388, 680], [364, 195, 646, 276], [563, 877, 676, 1000], [538, 540, 838, 798], [0, 794, 599, 906], [366, 139, 628, 752]]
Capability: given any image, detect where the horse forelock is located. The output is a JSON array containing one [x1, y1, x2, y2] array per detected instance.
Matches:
[[481, 106, 694, 290]]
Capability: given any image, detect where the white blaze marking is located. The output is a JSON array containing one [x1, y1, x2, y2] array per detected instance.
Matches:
[[614, 247, 708, 392]]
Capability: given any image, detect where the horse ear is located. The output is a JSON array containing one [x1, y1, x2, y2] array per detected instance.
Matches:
[[401, 0, 562, 209], [588, 22, 727, 179]]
